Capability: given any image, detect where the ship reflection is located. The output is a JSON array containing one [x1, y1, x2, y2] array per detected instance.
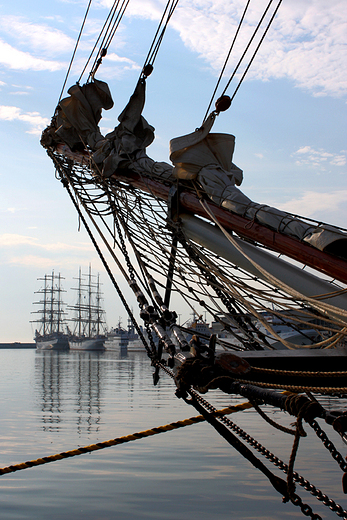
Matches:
[[35, 351, 105, 434], [34, 350, 150, 434]]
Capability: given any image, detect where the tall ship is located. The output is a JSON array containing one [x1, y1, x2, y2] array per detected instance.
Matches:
[[31, 271, 69, 350], [68, 266, 106, 351], [40, 2, 347, 517]]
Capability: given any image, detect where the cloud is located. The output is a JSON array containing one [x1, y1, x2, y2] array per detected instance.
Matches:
[[277, 190, 347, 218], [2, 3, 345, 96], [105, 53, 140, 67], [293, 146, 346, 168], [113, 0, 347, 98], [8, 255, 60, 269], [0, 233, 93, 252], [0, 39, 66, 72], [101, 53, 141, 77], [42, 242, 93, 252], [10, 91, 29, 96], [0, 16, 74, 55], [0, 234, 38, 247], [7, 254, 100, 270], [99, 0, 164, 19], [0, 105, 50, 135]]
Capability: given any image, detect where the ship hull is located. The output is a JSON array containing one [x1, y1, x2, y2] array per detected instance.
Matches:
[[69, 337, 105, 351], [104, 337, 128, 351], [35, 334, 69, 351], [126, 340, 144, 352]]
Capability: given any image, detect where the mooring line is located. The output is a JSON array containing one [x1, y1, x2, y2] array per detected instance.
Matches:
[[0, 401, 254, 476]]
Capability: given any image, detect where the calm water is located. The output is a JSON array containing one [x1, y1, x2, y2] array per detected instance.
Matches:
[[0, 349, 346, 520]]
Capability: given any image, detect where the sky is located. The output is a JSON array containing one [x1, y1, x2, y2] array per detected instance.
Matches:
[[0, 0, 346, 342]]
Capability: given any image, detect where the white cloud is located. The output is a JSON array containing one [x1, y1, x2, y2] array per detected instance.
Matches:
[[42, 242, 93, 252], [0, 39, 66, 72], [0, 234, 38, 247], [2, 3, 345, 96], [293, 146, 346, 168], [0, 233, 93, 251], [6, 254, 100, 270], [0, 16, 75, 55], [99, 0, 164, 19], [10, 91, 29, 96], [278, 190, 347, 218], [0, 236, 95, 270], [105, 53, 139, 67], [102, 53, 141, 76], [0, 105, 50, 135], [8, 255, 60, 269], [115, 0, 347, 98]]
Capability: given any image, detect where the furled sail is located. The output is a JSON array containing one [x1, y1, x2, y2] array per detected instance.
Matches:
[[169, 114, 347, 258], [41, 77, 347, 260]]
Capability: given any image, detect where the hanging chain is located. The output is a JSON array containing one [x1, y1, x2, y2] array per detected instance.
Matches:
[[310, 419, 347, 472], [190, 391, 347, 519], [112, 204, 136, 282], [109, 198, 161, 359]]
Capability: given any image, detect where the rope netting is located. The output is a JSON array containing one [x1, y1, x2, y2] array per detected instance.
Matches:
[[49, 150, 347, 353]]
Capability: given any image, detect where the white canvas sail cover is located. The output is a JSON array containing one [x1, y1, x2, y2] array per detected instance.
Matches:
[[92, 79, 173, 179], [169, 116, 347, 257], [41, 78, 347, 259]]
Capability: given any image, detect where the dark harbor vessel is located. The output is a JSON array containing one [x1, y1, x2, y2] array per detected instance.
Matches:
[[31, 271, 69, 350]]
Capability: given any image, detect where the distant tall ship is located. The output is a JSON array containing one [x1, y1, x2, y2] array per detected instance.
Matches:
[[31, 271, 69, 350], [68, 266, 106, 351]]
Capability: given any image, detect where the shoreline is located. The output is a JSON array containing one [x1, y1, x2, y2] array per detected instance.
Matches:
[[0, 343, 35, 349]]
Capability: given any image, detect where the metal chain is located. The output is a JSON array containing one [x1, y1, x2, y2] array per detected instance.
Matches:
[[191, 391, 347, 519], [111, 203, 136, 282], [310, 419, 347, 472], [110, 199, 161, 358], [51, 152, 157, 360]]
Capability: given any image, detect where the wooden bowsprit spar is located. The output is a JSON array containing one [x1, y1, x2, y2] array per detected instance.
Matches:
[[55, 143, 347, 286]]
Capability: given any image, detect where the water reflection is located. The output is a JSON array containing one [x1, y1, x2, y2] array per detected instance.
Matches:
[[34, 350, 161, 434], [3, 349, 347, 520], [35, 351, 105, 434]]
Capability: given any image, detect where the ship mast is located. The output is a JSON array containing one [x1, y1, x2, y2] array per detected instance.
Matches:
[[69, 266, 106, 338], [31, 271, 67, 335]]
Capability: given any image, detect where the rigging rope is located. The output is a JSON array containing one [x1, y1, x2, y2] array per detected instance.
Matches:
[[205, 0, 282, 117], [47, 145, 347, 353], [0, 401, 254, 476], [88, 0, 130, 81], [77, 0, 131, 83], [141, 0, 180, 78], [202, 0, 251, 123], [58, 0, 93, 103], [226, 0, 283, 105]]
